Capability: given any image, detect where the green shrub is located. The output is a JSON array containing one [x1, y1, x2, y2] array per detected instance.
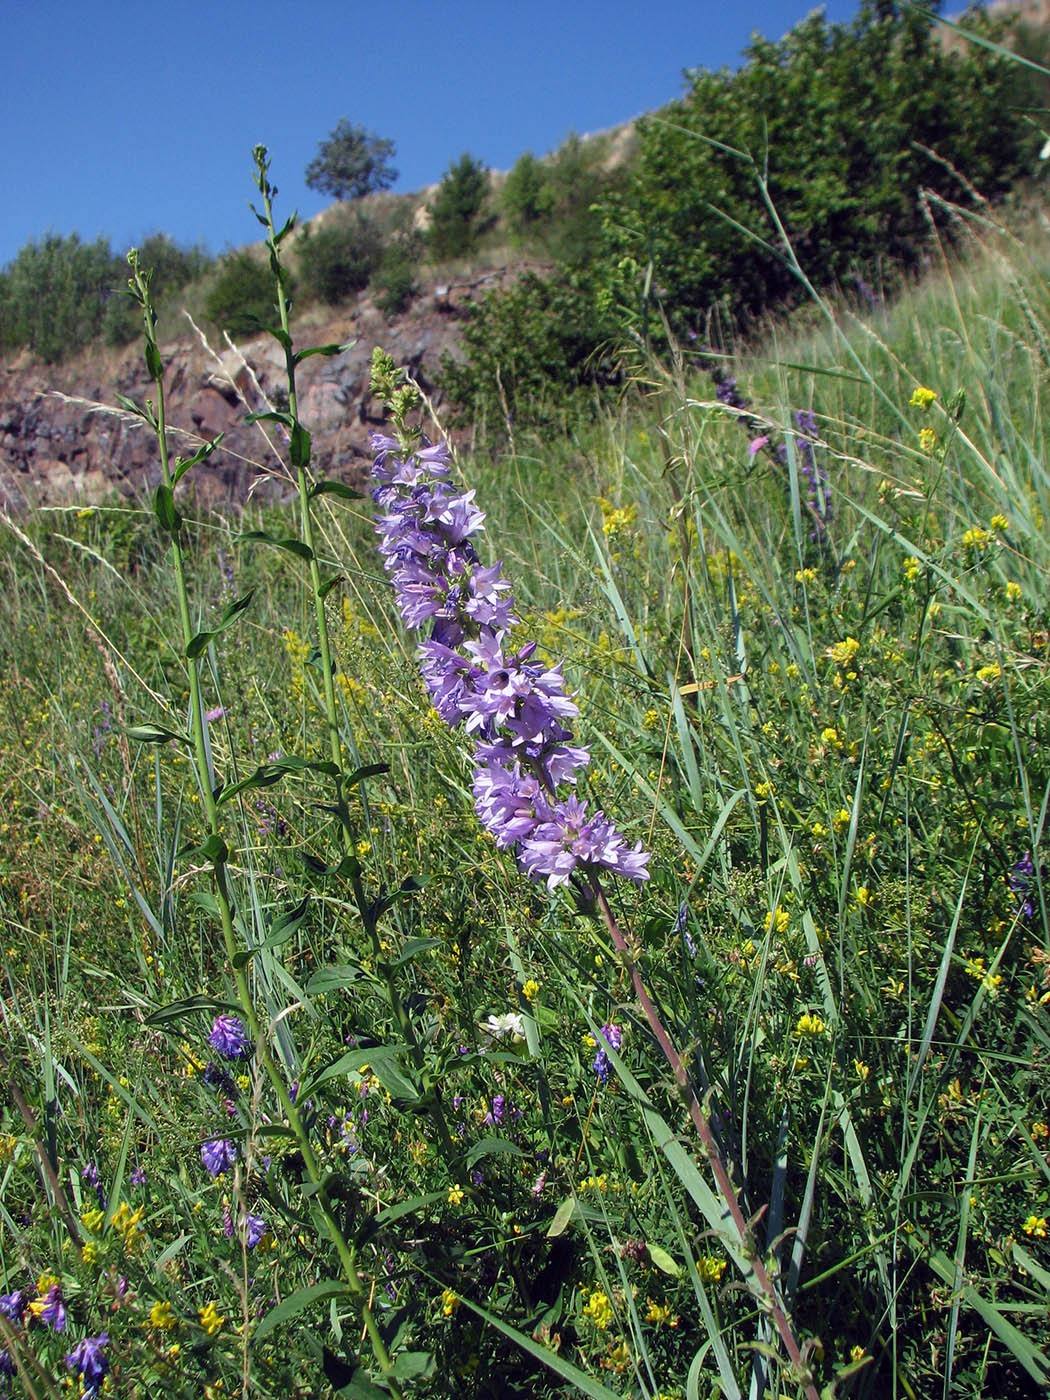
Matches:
[[203, 248, 281, 337], [596, 1, 1041, 334], [297, 213, 385, 305], [0, 232, 122, 362], [501, 151, 553, 241], [439, 270, 619, 429], [427, 153, 494, 261], [373, 245, 418, 315]]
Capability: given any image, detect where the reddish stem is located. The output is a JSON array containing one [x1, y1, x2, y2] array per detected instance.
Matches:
[[590, 877, 818, 1400]]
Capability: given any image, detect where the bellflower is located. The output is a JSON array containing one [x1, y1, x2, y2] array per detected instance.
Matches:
[[371, 431, 649, 892]]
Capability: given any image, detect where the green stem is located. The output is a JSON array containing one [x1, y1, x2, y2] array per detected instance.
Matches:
[[129, 253, 401, 1394], [254, 154, 459, 1172]]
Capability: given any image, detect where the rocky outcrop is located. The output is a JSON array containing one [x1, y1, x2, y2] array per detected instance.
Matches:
[[0, 268, 528, 511]]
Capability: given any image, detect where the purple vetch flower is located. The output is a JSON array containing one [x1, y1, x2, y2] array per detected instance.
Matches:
[[1008, 851, 1046, 921], [34, 1285, 67, 1332], [64, 1333, 109, 1398], [0, 1291, 24, 1322], [370, 430, 649, 892], [593, 1022, 624, 1085], [747, 435, 769, 457], [204, 706, 225, 724], [243, 1212, 267, 1249], [201, 1138, 237, 1177], [130, 1165, 147, 1187], [209, 1014, 250, 1060]]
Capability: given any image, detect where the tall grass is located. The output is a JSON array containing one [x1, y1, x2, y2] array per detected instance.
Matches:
[[0, 172, 1047, 1400]]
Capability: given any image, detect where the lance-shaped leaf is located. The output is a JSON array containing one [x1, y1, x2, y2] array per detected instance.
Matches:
[[173, 434, 223, 485], [254, 1280, 352, 1342], [186, 590, 254, 659], [215, 754, 339, 806], [239, 529, 314, 562], [294, 340, 353, 365], [154, 483, 181, 535], [308, 479, 360, 503], [126, 722, 187, 745]]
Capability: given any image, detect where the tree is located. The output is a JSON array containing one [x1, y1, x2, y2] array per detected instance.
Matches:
[[427, 154, 493, 262], [304, 120, 398, 202]]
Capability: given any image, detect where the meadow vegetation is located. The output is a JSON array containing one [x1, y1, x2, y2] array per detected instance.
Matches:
[[2, 7, 1050, 1399]]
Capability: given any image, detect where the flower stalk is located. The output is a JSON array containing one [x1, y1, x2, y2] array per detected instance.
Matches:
[[125, 251, 401, 1394]]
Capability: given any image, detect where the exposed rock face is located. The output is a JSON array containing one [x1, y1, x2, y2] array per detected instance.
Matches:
[[0, 270, 521, 511]]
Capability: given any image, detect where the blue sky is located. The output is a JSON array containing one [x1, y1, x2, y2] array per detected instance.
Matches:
[[2, 0, 869, 267]]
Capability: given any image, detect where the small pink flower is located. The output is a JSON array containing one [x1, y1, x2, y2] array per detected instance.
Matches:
[[748, 435, 769, 457]]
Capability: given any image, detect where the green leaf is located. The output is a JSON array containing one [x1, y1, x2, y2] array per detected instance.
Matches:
[[305, 964, 362, 995], [240, 529, 314, 562], [232, 897, 311, 969], [153, 483, 181, 534], [173, 435, 223, 485], [372, 1191, 447, 1228], [546, 1197, 576, 1238], [273, 212, 298, 245], [144, 339, 163, 380], [290, 421, 311, 468], [345, 762, 390, 787], [295, 341, 352, 366], [391, 1352, 434, 1381], [144, 993, 240, 1028], [126, 722, 186, 745], [309, 479, 361, 502], [647, 1243, 681, 1277], [244, 409, 294, 427], [337, 1370, 390, 1400], [186, 590, 255, 659], [391, 937, 440, 968], [215, 754, 339, 806], [317, 574, 345, 599], [465, 1136, 524, 1168], [199, 833, 229, 864], [254, 1280, 352, 1341]]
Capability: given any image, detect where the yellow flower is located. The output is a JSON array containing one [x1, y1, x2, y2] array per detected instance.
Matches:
[[854, 886, 871, 908], [198, 1301, 225, 1335], [81, 1208, 105, 1233], [521, 978, 540, 1003], [447, 1185, 466, 1206], [829, 637, 860, 666], [962, 526, 989, 551], [582, 1290, 614, 1330], [645, 1299, 675, 1325], [918, 427, 937, 453], [795, 1012, 825, 1038], [149, 1300, 177, 1331], [1023, 1215, 1048, 1238], [1005, 580, 1022, 601], [833, 807, 851, 833], [441, 1287, 460, 1317], [854, 1059, 870, 1081], [696, 1255, 726, 1283], [1032, 1122, 1049, 1141], [754, 781, 774, 802], [903, 555, 921, 582], [765, 906, 790, 936], [975, 662, 1001, 683], [850, 1345, 867, 1363], [990, 513, 1010, 533], [909, 386, 937, 410], [795, 567, 817, 585]]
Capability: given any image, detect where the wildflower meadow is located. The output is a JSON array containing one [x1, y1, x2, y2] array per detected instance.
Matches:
[[1, 135, 1050, 1400]]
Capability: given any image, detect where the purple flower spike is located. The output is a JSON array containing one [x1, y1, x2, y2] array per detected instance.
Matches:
[[65, 1333, 109, 1398], [37, 1285, 67, 1333], [593, 1022, 624, 1085], [370, 429, 649, 893], [201, 1138, 237, 1177], [209, 1014, 250, 1060]]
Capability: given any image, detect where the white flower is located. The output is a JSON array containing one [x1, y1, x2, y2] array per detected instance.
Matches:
[[482, 1012, 525, 1042]]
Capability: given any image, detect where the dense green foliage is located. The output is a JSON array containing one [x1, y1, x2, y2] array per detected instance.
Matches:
[[445, 1, 1045, 432], [3, 181, 1050, 1396], [297, 212, 386, 304], [203, 247, 283, 337], [0, 231, 211, 362], [304, 119, 399, 202], [426, 153, 494, 261]]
